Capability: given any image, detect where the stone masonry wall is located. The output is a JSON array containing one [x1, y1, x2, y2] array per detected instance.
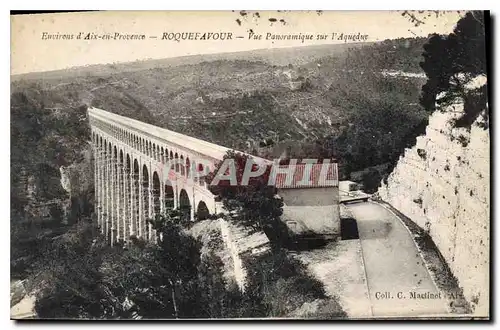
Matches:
[[378, 101, 489, 316]]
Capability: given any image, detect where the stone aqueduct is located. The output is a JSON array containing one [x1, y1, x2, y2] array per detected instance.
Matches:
[[88, 107, 340, 245], [89, 106, 237, 244]]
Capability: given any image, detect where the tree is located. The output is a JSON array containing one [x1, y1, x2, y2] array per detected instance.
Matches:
[[196, 251, 246, 318], [102, 212, 205, 319], [35, 213, 205, 319], [205, 150, 286, 250], [419, 11, 487, 118], [33, 222, 108, 319]]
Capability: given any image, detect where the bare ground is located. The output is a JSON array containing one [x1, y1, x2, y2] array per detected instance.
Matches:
[[290, 240, 371, 318]]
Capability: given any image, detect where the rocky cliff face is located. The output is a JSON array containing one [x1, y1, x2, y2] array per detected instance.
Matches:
[[378, 99, 489, 315], [59, 144, 95, 223], [59, 145, 94, 197]]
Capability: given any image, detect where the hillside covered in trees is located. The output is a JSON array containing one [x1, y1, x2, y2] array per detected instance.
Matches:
[[12, 36, 429, 172], [11, 36, 432, 280]]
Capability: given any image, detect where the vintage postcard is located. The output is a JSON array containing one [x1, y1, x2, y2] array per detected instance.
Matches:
[[10, 10, 490, 320]]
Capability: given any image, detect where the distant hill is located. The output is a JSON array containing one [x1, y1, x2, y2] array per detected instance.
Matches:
[[12, 43, 367, 82]]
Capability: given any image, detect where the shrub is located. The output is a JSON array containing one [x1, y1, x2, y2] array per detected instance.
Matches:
[[206, 150, 286, 251], [361, 168, 382, 194], [241, 249, 345, 318], [417, 148, 427, 160], [457, 135, 469, 147]]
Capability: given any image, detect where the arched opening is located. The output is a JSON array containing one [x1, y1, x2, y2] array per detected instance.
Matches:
[[125, 154, 131, 236], [197, 201, 210, 221], [161, 147, 165, 163], [197, 163, 205, 186], [169, 150, 173, 161], [153, 144, 156, 161], [164, 180, 174, 209], [186, 157, 191, 178], [152, 171, 161, 217], [174, 153, 179, 172], [100, 138, 108, 236], [119, 150, 125, 242], [133, 159, 140, 237], [180, 155, 185, 176], [142, 164, 150, 235], [112, 146, 118, 243], [179, 189, 191, 222]]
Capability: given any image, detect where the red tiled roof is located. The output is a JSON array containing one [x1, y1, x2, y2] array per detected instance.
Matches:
[[274, 163, 338, 188]]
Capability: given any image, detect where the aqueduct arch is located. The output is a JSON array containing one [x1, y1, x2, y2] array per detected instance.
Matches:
[[152, 171, 161, 217], [197, 201, 210, 220], [164, 180, 175, 209], [179, 189, 191, 221]]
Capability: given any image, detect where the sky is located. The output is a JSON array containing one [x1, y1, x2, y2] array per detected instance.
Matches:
[[10, 10, 464, 75]]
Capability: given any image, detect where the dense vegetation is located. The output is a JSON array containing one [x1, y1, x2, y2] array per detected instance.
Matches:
[[33, 218, 225, 319], [419, 11, 488, 128], [11, 91, 94, 277], [31, 212, 344, 319], [206, 151, 288, 251]]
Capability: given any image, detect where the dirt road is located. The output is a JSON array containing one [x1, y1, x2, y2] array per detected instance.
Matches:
[[347, 201, 449, 317]]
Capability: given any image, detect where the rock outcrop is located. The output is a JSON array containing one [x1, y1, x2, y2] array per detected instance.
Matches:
[[59, 144, 95, 223], [378, 98, 489, 315], [189, 218, 269, 291]]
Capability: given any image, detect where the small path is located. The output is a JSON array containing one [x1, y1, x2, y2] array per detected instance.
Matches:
[[347, 202, 449, 317], [11, 295, 36, 319]]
